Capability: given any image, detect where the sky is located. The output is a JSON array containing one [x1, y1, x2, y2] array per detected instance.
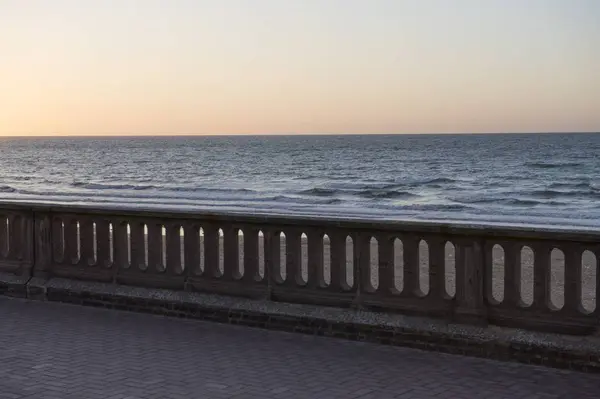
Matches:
[[0, 0, 599, 136]]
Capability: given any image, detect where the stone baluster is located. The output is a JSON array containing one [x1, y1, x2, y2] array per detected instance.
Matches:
[[0, 215, 7, 259], [285, 230, 302, 286], [428, 237, 447, 300], [594, 248, 600, 318], [243, 227, 261, 283], [22, 214, 33, 266], [261, 229, 275, 283], [7, 214, 24, 261], [329, 231, 350, 291], [112, 221, 130, 269], [307, 230, 325, 289], [165, 223, 183, 275], [95, 219, 112, 268], [62, 217, 79, 265], [264, 229, 281, 285], [64, 217, 80, 265], [223, 226, 240, 280], [146, 222, 163, 272], [402, 235, 420, 296], [357, 233, 375, 294], [377, 234, 397, 295], [183, 223, 201, 276], [129, 221, 145, 271], [32, 212, 52, 276], [79, 217, 96, 266], [484, 243, 497, 304], [503, 242, 522, 307], [532, 243, 551, 310], [203, 225, 220, 278], [5, 215, 15, 260], [563, 244, 583, 314], [51, 217, 64, 264], [454, 238, 486, 324], [0, 212, 33, 275]]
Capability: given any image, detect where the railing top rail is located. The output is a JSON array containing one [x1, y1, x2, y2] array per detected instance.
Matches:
[[1, 200, 600, 243]]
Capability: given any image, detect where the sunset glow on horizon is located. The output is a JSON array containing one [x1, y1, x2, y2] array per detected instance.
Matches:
[[1, 0, 599, 137]]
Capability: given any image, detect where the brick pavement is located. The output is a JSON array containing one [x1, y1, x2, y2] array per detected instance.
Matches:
[[0, 298, 598, 399]]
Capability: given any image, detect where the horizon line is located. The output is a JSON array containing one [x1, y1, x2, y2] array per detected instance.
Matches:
[[1, 131, 600, 139]]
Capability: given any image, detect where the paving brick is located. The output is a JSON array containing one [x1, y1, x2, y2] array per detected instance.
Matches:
[[0, 298, 598, 398]]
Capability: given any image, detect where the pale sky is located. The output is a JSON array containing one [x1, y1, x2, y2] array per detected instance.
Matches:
[[1, 0, 599, 136]]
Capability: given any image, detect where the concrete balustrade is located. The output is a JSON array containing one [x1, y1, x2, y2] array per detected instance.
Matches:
[[0, 208, 33, 275], [1, 203, 599, 335]]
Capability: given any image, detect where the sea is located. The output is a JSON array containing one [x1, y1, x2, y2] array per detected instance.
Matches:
[[1, 133, 599, 230]]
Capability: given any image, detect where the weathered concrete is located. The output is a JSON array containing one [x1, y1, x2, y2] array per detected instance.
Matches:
[[1, 297, 599, 399]]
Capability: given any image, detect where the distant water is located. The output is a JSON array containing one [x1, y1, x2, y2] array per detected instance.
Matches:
[[1, 133, 600, 229]]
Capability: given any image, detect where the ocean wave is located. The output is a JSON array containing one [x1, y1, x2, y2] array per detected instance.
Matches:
[[415, 177, 456, 185], [3, 176, 32, 181], [325, 181, 401, 191], [298, 188, 339, 196], [157, 186, 255, 194], [292, 175, 323, 181], [299, 184, 425, 200], [358, 189, 420, 200], [452, 196, 569, 207], [376, 177, 457, 188], [362, 178, 397, 183], [504, 199, 558, 207], [42, 179, 66, 185], [14, 188, 256, 202], [318, 180, 450, 193], [530, 189, 578, 199], [5, 189, 343, 206], [400, 204, 469, 211], [530, 189, 600, 200], [272, 195, 341, 205], [72, 182, 157, 191], [0, 185, 16, 193], [459, 198, 543, 207], [70, 181, 257, 194], [547, 182, 592, 190], [525, 161, 583, 169], [451, 196, 502, 205]]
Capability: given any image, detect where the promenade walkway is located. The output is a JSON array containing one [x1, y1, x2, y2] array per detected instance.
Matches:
[[0, 298, 598, 399]]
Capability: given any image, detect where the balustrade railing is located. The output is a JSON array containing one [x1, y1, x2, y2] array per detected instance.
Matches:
[[0, 205, 33, 275], [1, 202, 599, 334]]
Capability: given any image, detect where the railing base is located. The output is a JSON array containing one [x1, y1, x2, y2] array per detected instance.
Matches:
[[361, 295, 455, 320], [0, 272, 31, 298], [186, 278, 269, 300], [453, 307, 488, 326], [0, 260, 33, 276], [50, 265, 114, 283], [116, 271, 186, 291], [489, 307, 596, 336], [270, 286, 356, 308]]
